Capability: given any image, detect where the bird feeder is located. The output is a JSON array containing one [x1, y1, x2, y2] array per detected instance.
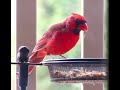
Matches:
[[42, 59, 107, 84], [11, 46, 107, 90]]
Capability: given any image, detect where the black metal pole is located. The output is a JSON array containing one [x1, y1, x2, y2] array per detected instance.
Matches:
[[18, 46, 29, 90]]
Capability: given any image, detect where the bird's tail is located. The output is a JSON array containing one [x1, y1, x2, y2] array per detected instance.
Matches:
[[28, 50, 46, 75]]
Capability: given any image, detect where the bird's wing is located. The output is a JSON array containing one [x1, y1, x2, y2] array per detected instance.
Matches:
[[32, 22, 66, 53]]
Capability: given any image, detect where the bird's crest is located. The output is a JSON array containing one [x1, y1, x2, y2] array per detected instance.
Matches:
[[72, 13, 86, 21]]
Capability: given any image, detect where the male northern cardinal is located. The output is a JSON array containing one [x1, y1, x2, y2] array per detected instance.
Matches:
[[28, 13, 88, 75]]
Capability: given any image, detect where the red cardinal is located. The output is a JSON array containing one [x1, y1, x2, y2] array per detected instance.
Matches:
[[28, 13, 88, 75]]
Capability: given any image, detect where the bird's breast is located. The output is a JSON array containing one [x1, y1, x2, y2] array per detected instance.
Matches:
[[46, 31, 79, 55]]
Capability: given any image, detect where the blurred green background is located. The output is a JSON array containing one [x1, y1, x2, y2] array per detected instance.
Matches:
[[36, 0, 83, 90], [11, 0, 108, 90], [36, 0, 108, 90]]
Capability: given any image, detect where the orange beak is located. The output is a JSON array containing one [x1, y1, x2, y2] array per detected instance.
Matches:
[[83, 23, 88, 32]]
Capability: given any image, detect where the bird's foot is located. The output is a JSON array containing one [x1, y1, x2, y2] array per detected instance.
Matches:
[[49, 54, 54, 59], [59, 55, 67, 59]]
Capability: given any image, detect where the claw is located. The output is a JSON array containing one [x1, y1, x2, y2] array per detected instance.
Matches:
[[49, 54, 54, 59], [59, 55, 67, 59]]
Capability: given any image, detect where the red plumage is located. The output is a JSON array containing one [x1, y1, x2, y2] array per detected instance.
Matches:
[[28, 13, 88, 75]]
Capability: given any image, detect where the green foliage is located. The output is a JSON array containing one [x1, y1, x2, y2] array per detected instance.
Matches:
[[36, 0, 83, 90], [36, 0, 108, 90], [104, 81, 108, 90], [104, 0, 109, 58], [36, 0, 83, 59]]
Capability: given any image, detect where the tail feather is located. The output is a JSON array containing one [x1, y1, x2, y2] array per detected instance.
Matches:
[[28, 51, 46, 75]]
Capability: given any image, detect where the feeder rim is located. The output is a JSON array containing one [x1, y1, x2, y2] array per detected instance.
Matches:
[[42, 58, 107, 65]]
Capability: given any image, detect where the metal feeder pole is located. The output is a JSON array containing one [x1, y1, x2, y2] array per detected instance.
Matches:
[[18, 46, 29, 90]]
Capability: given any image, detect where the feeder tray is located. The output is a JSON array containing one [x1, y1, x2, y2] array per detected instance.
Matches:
[[42, 58, 107, 83]]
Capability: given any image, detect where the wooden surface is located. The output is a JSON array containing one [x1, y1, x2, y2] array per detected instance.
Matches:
[[16, 0, 104, 90], [83, 0, 104, 90], [16, 0, 36, 90]]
